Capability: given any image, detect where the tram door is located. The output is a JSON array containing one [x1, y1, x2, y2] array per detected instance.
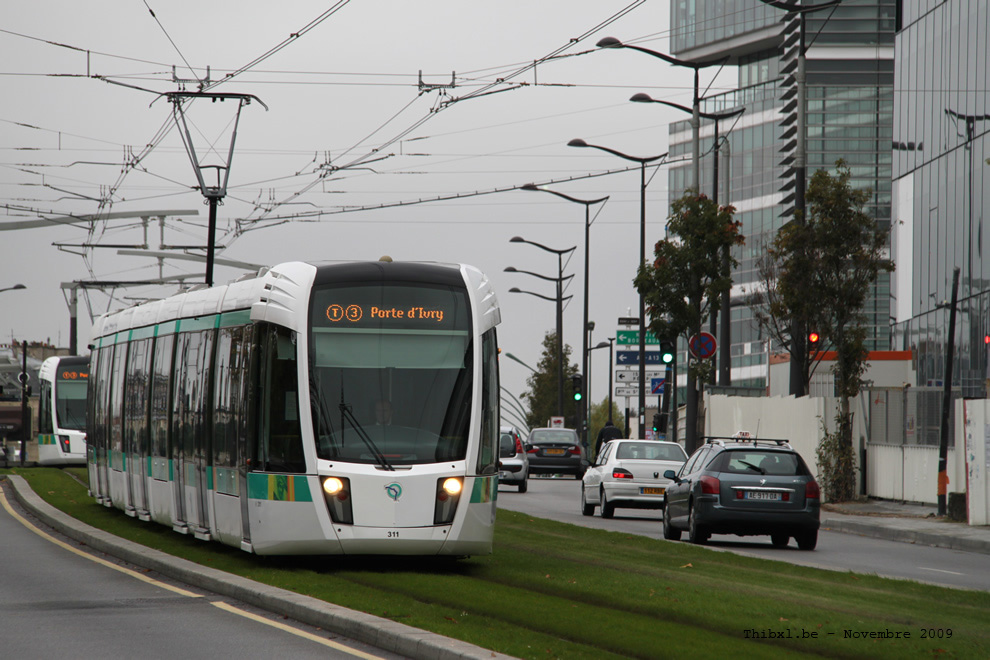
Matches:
[[89, 346, 112, 503], [174, 329, 215, 537]]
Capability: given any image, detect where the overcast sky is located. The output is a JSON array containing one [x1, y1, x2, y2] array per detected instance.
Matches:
[[1, 1, 734, 419]]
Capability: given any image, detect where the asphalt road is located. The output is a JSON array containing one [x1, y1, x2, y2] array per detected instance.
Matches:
[[0, 484, 403, 660], [496, 477, 990, 592]]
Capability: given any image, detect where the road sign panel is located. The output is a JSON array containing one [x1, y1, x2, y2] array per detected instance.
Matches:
[[614, 370, 663, 382], [614, 386, 639, 397], [689, 331, 717, 359], [651, 377, 666, 394], [616, 350, 661, 366], [616, 330, 660, 345], [617, 317, 639, 326]]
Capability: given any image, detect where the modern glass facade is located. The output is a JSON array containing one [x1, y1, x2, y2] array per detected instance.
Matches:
[[891, 0, 990, 397], [668, 0, 898, 389]]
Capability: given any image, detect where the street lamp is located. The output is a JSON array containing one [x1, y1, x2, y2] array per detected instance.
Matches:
[[588, 339, 614, 425], [520, 184, 608, 447], [597, 36, 727, 191], [567, 139, 667, 438], [632, 92, 744, 386], [0, 284, 26, 294], [506, 237, 575, 420]]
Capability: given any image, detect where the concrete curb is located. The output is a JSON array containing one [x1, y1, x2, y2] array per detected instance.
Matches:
[[821, 515, 990, 555], [4, 475, 510, 660]]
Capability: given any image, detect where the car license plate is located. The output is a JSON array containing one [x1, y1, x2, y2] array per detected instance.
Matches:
[[544, 448, 566, 456], [499, 471, 509, 480], [744, 491, 781, 501], [641, 487, 664, 495]]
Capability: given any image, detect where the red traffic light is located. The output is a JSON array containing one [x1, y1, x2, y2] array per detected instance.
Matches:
[[808, 331, 820, 346]]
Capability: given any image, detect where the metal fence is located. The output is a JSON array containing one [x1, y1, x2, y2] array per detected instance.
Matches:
[[863, 386, 961, 447]]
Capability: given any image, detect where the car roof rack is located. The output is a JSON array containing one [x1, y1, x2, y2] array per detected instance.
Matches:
[[702, 435, 792, 448]]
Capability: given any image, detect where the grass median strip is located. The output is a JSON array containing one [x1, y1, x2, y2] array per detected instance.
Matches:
[[5, 467, 989, 658]]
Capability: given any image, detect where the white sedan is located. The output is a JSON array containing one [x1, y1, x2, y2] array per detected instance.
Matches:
[[581, 440, 688, 518]]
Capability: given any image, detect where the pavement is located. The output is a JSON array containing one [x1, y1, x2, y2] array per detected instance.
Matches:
[[821, 498, 990, 555], [3, 473, 990, 658]]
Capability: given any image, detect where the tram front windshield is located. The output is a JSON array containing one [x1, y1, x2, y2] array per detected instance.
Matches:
[[309, 283, 473, 466], [56, 375, 88, 431]]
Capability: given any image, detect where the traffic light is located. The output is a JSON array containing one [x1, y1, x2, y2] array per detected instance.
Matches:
[[652, 412, 661, 432], [660, 340, 674, 364], [571, 374, 583, 401], [808, 331, 821, 351]]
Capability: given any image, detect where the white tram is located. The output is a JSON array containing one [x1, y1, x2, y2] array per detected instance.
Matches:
[[87, 260, 502, 556], [37, 355, 89, 465]]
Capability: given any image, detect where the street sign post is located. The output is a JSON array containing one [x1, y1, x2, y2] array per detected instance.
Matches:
[[689, 331, 717, 360], [614, 386, 639, 397], [614, 369, 663, 382], [617, 316, 639, 326], [651, 377, 666, 394], [616, 330, 660, 345], [616, 351, 662, 366]]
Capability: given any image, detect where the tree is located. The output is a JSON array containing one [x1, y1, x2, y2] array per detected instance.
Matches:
[[521, 331, 579, 430], [753, 160, 894, 500], [634, 191, 743, 454]]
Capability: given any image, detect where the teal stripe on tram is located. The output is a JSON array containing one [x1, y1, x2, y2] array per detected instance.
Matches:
[[156, 320, 178, 336], [129, 325, 156, 341], [218, 309, 252, 328], [176, 316, 217, 332]]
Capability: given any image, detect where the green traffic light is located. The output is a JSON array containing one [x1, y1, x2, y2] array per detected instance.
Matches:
[[573, 392, 582, 401]]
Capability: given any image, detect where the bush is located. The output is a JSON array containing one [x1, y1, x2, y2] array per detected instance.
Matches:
[[815, 414, 856, 502]]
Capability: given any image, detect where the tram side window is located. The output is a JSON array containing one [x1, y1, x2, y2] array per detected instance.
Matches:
[[255, 324, 304, 473], [38, 379, 53, 434], [477, 328, 498, 475], [173, 330, 214, 466], [150, 334, 175, 461], [109, 342, 128, 466], [124, 338, 152, 462], [90, 346, 112, 460], [214, 324, 253, 469]]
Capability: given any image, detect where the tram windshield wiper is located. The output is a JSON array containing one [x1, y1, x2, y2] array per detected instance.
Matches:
[[338, 395, 394, 471]]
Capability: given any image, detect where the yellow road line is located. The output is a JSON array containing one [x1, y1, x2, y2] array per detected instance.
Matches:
[[211, 601, 385, 659], [0, 487, 201, 598], [0, 485, 385, 659]]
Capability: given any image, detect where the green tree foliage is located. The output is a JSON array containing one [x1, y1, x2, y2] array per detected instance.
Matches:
[[756, 161, 894, 499], [521, 331, 579, 429], [634, 191, 743, 452]]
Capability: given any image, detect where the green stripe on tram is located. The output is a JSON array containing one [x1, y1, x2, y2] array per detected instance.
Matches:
[[129, 325, 156, 341], [470, 475, 497, 504], [247, 474, 313, 502], [219, 310, 252, 327]]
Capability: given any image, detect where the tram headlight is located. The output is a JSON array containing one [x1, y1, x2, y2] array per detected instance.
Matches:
[[321, 476, 353, 525], [57, 435, 71, 453], [434, 476, 463, 525]]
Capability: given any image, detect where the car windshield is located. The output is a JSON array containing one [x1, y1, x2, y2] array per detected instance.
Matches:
[[719, 450, 805, 476], [529, 430, 576, 444], [616, 443, 686, 461]]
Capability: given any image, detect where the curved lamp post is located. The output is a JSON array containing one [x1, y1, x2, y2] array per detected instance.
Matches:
[[507, 238, 576, 419], [597, 36, 727, 191], [588, 339, 614, 427], [632, 92, 745, 386], [567, 139, 667, 438], [0, 284, 27, 294], [520, 184, 608, 447]]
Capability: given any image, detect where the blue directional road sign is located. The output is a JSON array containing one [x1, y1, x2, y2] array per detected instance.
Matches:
[[651, 377, 666, 394], [616, 350, 661, 366]]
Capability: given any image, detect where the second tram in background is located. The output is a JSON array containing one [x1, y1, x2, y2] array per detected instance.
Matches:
[[37, 355, 89, 465], [86, 259, 501, 556]]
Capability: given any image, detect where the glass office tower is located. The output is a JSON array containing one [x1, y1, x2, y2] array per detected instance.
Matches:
[[667, 0, 898, 389], [891, 0, 990, 397]]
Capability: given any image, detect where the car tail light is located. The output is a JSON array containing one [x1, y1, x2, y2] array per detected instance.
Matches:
[[434, 477, 463, 524], [567, 445, 581, 455], [527, 445, 538, 454], [321, 476, 353, 524], [699, 475, 720, 494], [806, 480, 821, 500], [514, 437, 524, 454], [612, 468, 633, 479]]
